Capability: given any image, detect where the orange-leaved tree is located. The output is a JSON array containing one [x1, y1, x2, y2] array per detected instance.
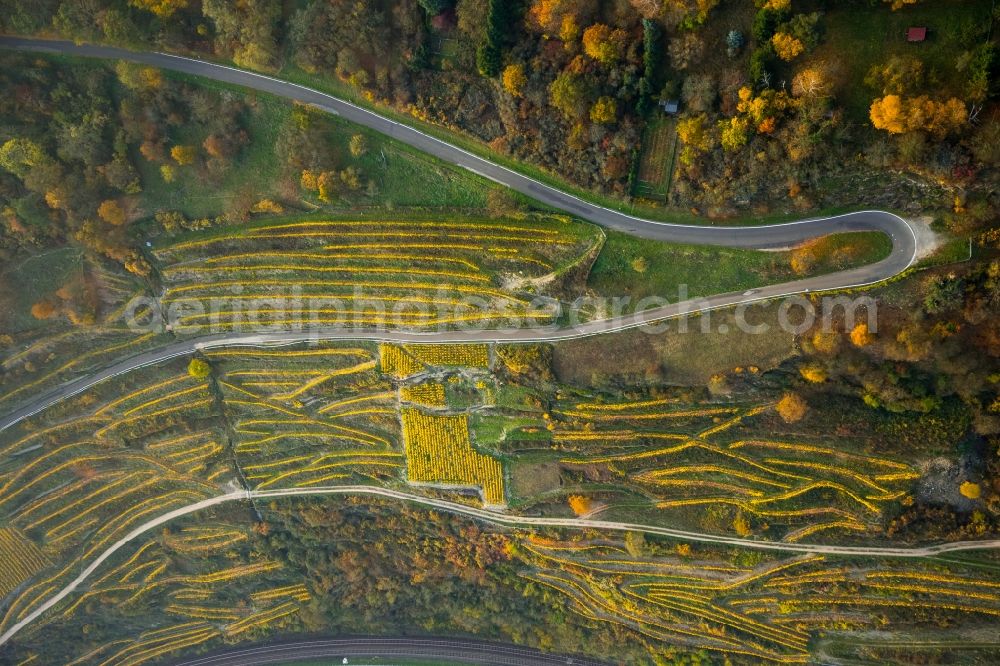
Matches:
[[776, 392, 808, 423], [568, 495, 593, 516]]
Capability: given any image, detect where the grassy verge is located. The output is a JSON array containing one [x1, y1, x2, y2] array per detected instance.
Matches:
[[0, 246, 83, 333], [588, 230, 893, 307], [552, 303, 796, 388]]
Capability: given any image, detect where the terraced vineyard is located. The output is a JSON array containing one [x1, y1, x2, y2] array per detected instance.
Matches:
[[0, 364, 234, 638], [212, 344, 402, 491], [520, 533, 1000, 664], [9, 513, 313, 666], [0, 339, 990, 666], [552, 397, 916, 541], [402, 408, 505, 507], [153, 215, 598, 333]]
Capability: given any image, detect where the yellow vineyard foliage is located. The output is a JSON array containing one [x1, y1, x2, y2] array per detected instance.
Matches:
[[405, 344, 490, 368], [400, 382, 447, 407], [0, 528, 49, 597], [380, 344, 425, 378], [401, 408, 504, 506]]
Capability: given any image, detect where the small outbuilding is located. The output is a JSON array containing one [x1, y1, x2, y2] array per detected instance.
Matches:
[[659, 99, 680, 115], [906, 27, 927, 42]]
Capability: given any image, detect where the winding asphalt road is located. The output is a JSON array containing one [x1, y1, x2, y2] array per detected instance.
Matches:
[[0, 36, 920, 433]]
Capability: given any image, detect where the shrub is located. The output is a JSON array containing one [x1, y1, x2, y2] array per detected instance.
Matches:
[[960, 481, 982, 500], [502, 63, 527, 97], [850, 323, 874, 347], [188, 358, 211, 379], [568, 495, 592, 516], [776, 392, 808, 422]]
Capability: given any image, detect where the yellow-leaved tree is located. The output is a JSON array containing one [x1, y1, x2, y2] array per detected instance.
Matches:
[[170, 145, 198, 166], [677, 114, 712, 165], [590, 97, 618, 124], [811, 330, 841, 354], [959, 481, 981, 500], [568, 495, 593, 516], [733, 513, 752, 537], [776, 392, 808, 423], [850, 322, 875, 347], [799, 363, 827, 383], [98, 200, 126, 226], [870, 95, 967, 137], [582, 24, 628, 65], [772, 33, 805, 61], [187, 358, 211, 379], [502, 64, 527, 97], [129, 0, 189, 18]]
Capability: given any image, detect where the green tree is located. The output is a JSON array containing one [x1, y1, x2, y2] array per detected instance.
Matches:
[[549, 70, 589, 120]]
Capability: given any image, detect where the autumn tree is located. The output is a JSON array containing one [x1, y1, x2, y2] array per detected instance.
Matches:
[[790, 245, 816, 274], [676, 114, 712, 166], [960, 481, 982, 500], [776, 392, 808, 423], [865, 55, 925, 96], [202, 0, 280, 71], [528, 0, 578, 34], [732, 513, 752, 537], [31, 299, 58, 320], [811, 329, 840, 354], [128, 0, 189, 18], [317, 170, 338, 202], [850, 322, 874, 347], [549, 69, 589, 120], [799, 363, 827, 383], [718, 116, 750, 151], [568, 495, 593, 516], [590, 97, 617, 124], [502, 63, 527, 97], [792, 65, 831, 98], [98, 200, 126, 226], [772, 32, 804, 61], [624, 531, 646, 556], [170, 145, 198, 166], [869, 95, 967, 137], [187, 358, 211, 379], [115, 61, 163, 91], [124, 252, 152, 277], [0, 138, 48, 178], [582, 24, 627, 65]]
